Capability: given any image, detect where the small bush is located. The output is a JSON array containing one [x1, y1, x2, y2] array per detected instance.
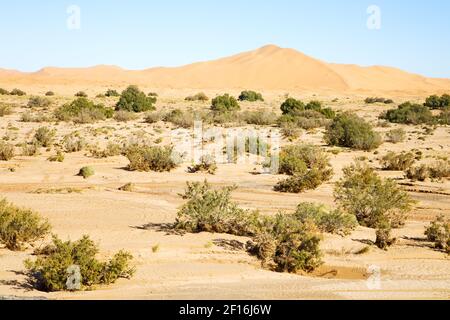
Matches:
[[0, 104, 13, 117], [105, 89, 120, 97], [22, 142, 40, 156], [144, 111, 165, 124], [114, 110, 139, 122], [78, 166, 95, 179], [0, 141, 15, 161], [126, 145, 177, 172], [406, 161, 450, 182], [10, 88, 26, 96], [148, 92, 158, 97], [185, 92, 209, 102], [63, 134, 86, 153], [27, 96, 51, 109], [280, 98, 305, 115], [438, 107, 450, 125], [365, 97, 394, 104], [45, 91, 55, 96], [238, 90, 264, 102], [325, 113, 382, 151], [0, 88, 9, 95], [293, 203, 358, 236], [55, 98, 113, 123], [375, 219, 396, 250], [163, 109, 195, 128], [210, 94, 240, 113], [119, 183, 135, 192], [116, 85, 156, 113], [381, 151, 416, 171], [48, 151, 65, 162], [278, 144, 332, 176], [424, 94, 450, 110], [406, 165, 429, 182], [34, 127, 56, 148], [25, 235, 134, 292], [382, 102, 434, 125], [21, 112, 53, 123], [174, 181, 261, 236], [89, 142, 122, 158], [274, 169, 330, 193], [385, 128, 406, 144], [0, 198, 51, 251], [240, 110, 277, 126], [188, 155, 218, 175], [280, 122, 301, 141], [335, 162, 414, 228], [75, 91, 88, 97], [425, 215, 449, 252]]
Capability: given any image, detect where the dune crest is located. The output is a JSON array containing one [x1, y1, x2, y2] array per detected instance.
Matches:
[[0, 45, 448, 94]]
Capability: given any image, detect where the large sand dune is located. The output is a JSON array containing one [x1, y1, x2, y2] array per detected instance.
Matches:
[[1, 45, 449, 95]]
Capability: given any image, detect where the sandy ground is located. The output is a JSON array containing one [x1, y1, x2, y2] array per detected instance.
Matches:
[[0, 91, 449, 300]]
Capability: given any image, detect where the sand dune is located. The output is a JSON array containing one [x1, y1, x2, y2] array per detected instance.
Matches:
[[1, 45, 449, 94]]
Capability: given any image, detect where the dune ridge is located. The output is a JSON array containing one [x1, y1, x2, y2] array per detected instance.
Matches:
[[0, 45, 449, 95]]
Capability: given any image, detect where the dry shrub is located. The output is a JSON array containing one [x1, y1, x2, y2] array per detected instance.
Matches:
[[385, 128, 406, 144], [425, 215, 449, 253], [188, 155, 218, 175], [381, 151, 416, 171], [126, 145, 177, 172], [114, 110, 139, 122], [34, 127, 56, 148], [0, 104, 13, 117], [0, 141, 15, 161]]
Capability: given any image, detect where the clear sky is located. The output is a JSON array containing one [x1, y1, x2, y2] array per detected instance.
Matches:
[[0, 0, 449, 78]]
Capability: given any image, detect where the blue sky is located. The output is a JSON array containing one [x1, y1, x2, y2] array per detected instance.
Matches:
[[0, 0, 449, 78]]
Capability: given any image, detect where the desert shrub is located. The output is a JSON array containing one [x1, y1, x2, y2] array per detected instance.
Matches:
[[126, 145, 177, 172], [293, 202, 358, 236], [27, 96, 51, 109], [118, 183, 135, 192], [45, 91, 55, 96], [63, 134, 86, 153], [238, 90, 264, 102], [89, 142, 122, 158], [375, 219, 396, 250], [33, 127, 56, 148], [188, 155, 218, 175], [438, 107, 450, 125], [105, 89, 120, 97], [114, 110, 139, 122], [22, 142, 40, 156], [75, 91, 88, 97], [365, 97, 394, 104], [210, 94, 240, 113], [21, 112, 53, 123], [144, 110, 165, 124], [48, 151, 65, 162], [274, 169, 330, 193], [425, 215, 449, 252], [406, 165, 429, 182], [278, 144, 332, 176], [406, 161, 450, 182], [280, 122, 301, 141], [10, 88, 26, 96], [240, 110, 277, 126], [324, 113, 382, 151], [185, 92, 209, 102], [116, 85, 156, 113], [380, 151, 416, 171], [280, 98, 305, 115], [277, 111, 330, 130], [25, 235, 134, 292], [148, 92, 158, 97], [0, 88, 9, 95], [335, 162, 414, 228], [78, 166, 95, 179], [0, 198, 51, 251], [385, 128, 406, 144], [163, 109, 195, 128], [0, 141, 15, 161], [424, 94, 450, 110], [305, 101, 336, 119], [174, 181, 261, 236], [382, 102, 434, 125], [0, 104, 12, 117], [55, 98, 113, 123]]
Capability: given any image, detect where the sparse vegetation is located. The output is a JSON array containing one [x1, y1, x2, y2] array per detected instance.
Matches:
[[27, 96, 51, 109], [114, 110, 139, 122], [424, 215, 449, 253], [55, 98, 113, 123], [116, 85, 156, 113], [325, 113, 382, 151], [238, 90, 264, 102], [63, 134, 86, 153], [126, 145, 177, 172], [406, 161, 450, 181], [0, 198, 51, 251], [25, 235, 134, 292], [365, 97, 394, 104], [0, 141, 15, 161], [185, 92, 209, 102], [240, 110, 277, 126], [385, 128, 406, 144], [34, 127, 56, 148], [380, 151, 416, 171], [0, 104, 13, 117], [382, 102, 434, 125], [188, 155, 218, 175], [10, 88, 26, 96]]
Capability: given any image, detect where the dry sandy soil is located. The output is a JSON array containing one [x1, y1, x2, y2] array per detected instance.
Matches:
[[0, 88, 449, 300]]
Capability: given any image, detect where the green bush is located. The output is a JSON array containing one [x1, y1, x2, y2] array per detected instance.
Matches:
[[105, 89, 120, 97], [188, 155, 218, 175], [0, 104, 13, 117], [324, 113, 382, 151], [438, 107, 450, 125], [185, 92, 209, 102], [114, 110, 139, 122], [380, 151, 416, 171], [335, 162, 414, 228], [293, 202, 358, 236], [425, 215, 449, 252], [10, 88, 26, 96], [116, 85, 156, 113], [375, 219, 396, 250], [126, 145, 177, 172], [45, 91, 55, 96], [0, 198, 51, 251], [280, 98, 305, 115], [278, 144, 332, 176], [211, 94, 240, 113], [75, 91, 88, 97], [55, 98, 113, 123], [0, 88, 9, 95], [34, 127, 56, 148], [238, 90, 264, 102], [25, 235, 134, 292], [0, 141, 15, 161], [48, 151, 65, 163], [382, 102, 434, 125], [365, 97, 394, 104], [424, 94, 450, 110], [174, 181, 261, 236], [78, 166, 95, 179], [385, 128, 406, 144], [28, 96, 51, 109], [274, 169, 330, 193]]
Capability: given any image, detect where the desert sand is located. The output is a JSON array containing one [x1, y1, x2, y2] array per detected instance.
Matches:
[[0, 47, 449, 300]]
